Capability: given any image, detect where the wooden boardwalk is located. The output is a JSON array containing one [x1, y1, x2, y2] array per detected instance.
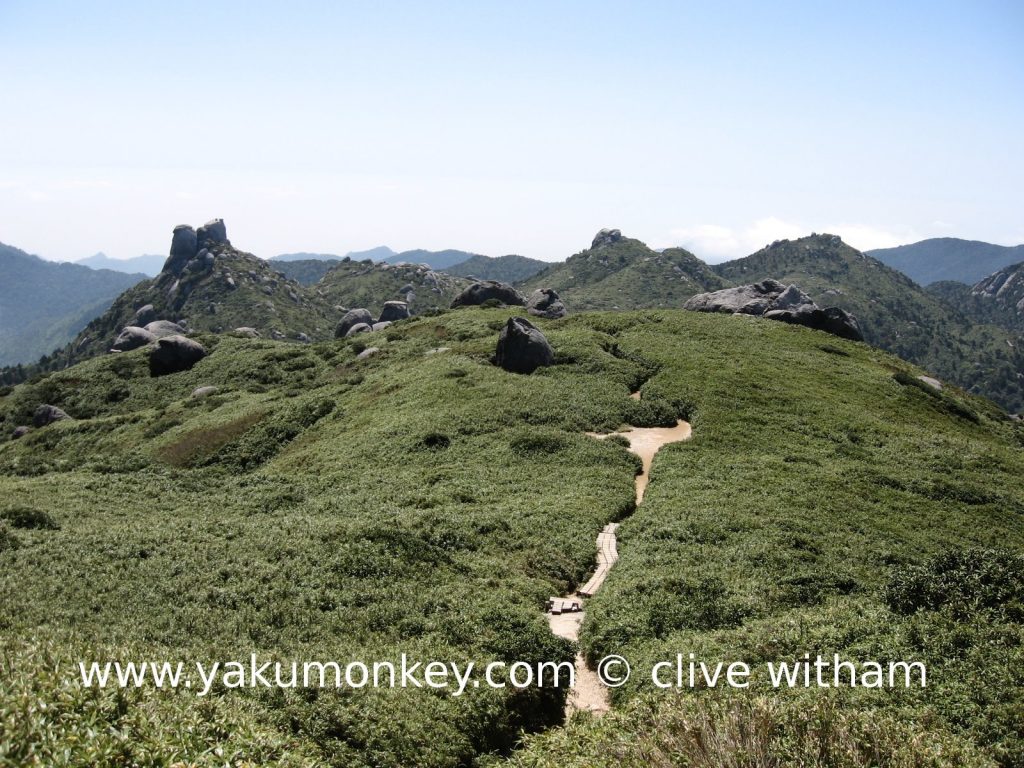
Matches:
[[577, 523, 619, 597], [546, 597, 582, 615]]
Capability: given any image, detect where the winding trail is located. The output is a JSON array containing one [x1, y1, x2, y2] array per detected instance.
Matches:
[[546, 391, 691, 716]]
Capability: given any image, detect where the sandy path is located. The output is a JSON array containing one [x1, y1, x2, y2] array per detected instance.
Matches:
[[546, 610, 610, 715], [591, 421, 692, 504], [545, 392, 692, 716]]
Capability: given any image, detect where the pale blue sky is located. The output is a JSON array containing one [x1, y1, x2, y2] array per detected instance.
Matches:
[[1, 0, 1021, 263]]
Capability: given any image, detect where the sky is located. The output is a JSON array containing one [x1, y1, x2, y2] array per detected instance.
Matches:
[[0, 1, 1022, 264]]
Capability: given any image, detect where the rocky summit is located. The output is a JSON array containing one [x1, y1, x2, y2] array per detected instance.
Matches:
[[684, 279, 863, 341]]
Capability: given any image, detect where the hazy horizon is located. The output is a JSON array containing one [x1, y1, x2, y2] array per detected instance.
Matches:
[[2, 1, 1021, 264], [28, 225, 1024, 270]]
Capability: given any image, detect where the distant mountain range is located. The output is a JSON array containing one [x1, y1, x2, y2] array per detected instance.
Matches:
[[76, 252, 166, 277], [270, 248, 548, 286], [443, 253, 548, 283], [0, 243, 147, 366], [269, 252, 344, 263], [867, 238, 1024, 286]]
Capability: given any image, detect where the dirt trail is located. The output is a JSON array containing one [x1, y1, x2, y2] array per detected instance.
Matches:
[[546, 390, 692, 716], [590, 421, 692, 505]]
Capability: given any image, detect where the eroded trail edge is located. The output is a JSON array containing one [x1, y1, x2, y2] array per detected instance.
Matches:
[[546, 393, 691, 716]]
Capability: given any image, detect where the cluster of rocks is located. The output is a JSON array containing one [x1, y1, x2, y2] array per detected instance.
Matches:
[[335, 301, 411, 338], [164, 219, 229, 277], [683, 279, 863, 341], [108, 313, 207, 377], [450, 280, 567, 319], [10, 404, 71, 440], [111, 319, 189, 352]]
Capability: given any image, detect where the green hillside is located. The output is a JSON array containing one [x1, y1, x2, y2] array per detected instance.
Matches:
[[930, 263, 1024, 335], [443, 254, 548, 283], [271, 257, 343, 286], [316, 259, 469, 316], [2, 308, 1022, 766], [714, 235, 1024, 413], [0, 243, 147, 366], [520, 234, 727, 310], [2, 226, 342, 382]]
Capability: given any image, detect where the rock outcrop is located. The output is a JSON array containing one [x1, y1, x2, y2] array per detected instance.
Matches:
[[33, 405, 70, 428], [336, 309, 374, 338], [591, 228, 622, 249], [111, 326, 157, 352], [494, 317, 554, 374], [526, 288, 567, 319], [345, 323, 372, 337], [164, 225, 198, 275], [149, 336, 207, 377], [197, 218, 229, 245], [683, 279, 789, 315], [450, 281, 526, 308], [684, 280, 863, 341]]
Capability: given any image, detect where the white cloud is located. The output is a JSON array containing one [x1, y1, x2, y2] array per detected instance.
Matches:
[[658, 217, 921, 262]]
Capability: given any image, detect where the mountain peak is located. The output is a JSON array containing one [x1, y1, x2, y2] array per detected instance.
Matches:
[[591, 228, 622, 249]]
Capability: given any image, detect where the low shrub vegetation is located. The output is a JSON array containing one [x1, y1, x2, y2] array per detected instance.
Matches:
[[0, 308, 1021, 765]]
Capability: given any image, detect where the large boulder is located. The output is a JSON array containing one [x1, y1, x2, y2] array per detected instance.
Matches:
[[144, 320, 187, 338], [336, 308, 374, 338], [149, 335, 207, 377], [33, 405, 70, 428], [196, 218, 228, 245], [685, 280, 863, 341], [450, 281, 526, 308], [378, 301, 410, 323], [133, 304, 156, 325], [526, 288, 567, 319], [163, 225, 198, 275], [494, 317, 554, 374], [591, 228, 622, 249], [683, 279, 787, 315], [111, 326, 157, 352]]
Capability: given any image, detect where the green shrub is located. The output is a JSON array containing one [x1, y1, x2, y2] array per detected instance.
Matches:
[[0, 505, 59, 530], [0, 522, 20, 552], [885, 548, 1024, 619]]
